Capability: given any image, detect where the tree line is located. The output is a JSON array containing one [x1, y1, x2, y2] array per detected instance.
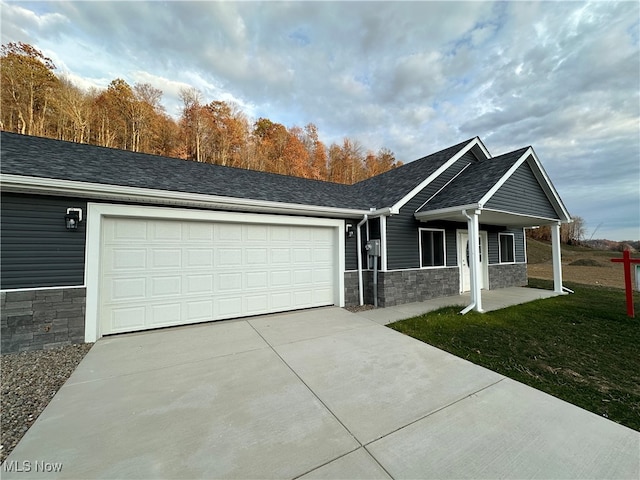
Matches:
[[1, 42, 402, 183]]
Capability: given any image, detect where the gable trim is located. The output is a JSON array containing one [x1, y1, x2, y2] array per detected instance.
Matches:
[[391, 137, 490, 213], [415, 161, 473, 213], [1, 174, 371, 219], [479, 148, 571, 222]]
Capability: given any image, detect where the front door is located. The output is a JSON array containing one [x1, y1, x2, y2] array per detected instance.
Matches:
[[458, 231, 488, 292]]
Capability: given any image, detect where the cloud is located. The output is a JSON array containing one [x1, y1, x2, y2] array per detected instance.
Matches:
[[2, 0, 638, 240]]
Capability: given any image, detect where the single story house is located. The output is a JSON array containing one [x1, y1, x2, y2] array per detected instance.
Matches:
[[1, 132, 571, 352]]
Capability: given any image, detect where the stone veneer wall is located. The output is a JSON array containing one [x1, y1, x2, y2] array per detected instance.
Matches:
[[344, 268, 459, 308], [379, 268, 459, 307], [488, 263, 528, 290], [1, 287, 86, 353]]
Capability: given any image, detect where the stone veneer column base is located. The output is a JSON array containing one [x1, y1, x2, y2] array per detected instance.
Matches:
[[1, 287, 86, 353]]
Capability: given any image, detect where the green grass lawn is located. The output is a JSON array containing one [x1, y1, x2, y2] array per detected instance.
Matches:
[[389, 279, 640, 431]]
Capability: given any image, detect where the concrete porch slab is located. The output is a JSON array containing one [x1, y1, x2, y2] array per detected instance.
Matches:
[[355, 287, 560, 325]]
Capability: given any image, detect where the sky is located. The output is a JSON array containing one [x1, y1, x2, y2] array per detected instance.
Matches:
[[2, 1, 639, 241]]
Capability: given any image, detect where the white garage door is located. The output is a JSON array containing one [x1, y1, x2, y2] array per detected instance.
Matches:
[[100, 217, 337, 335]]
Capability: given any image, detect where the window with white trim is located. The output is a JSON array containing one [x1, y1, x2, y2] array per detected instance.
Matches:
[[499, 233, 516, 263], [420, 229, 446, 267]]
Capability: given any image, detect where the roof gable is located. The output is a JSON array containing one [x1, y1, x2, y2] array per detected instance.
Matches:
[[352, 137, 489, 211], [418, 148, 528, 212], [483, 158, 557, 219]]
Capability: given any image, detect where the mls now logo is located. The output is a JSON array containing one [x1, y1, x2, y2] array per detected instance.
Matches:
[[3, 460, 63, 473]]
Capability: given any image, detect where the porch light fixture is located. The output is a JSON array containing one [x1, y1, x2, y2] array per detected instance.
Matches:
[[65, 208, 83, 230], [346, 223, 355, 238]]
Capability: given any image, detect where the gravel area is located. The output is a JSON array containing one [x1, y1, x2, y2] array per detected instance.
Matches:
[[344, 304, 376, 313], [1, 343, 93, 463]]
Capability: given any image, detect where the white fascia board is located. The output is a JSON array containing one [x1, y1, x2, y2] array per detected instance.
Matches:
[[1, 174, 370, 219], [471, 136, 492, 160], [391, 137, 486, 213], [414, 204, 480, 221]]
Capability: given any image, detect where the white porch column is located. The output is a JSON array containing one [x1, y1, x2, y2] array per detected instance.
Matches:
[[551, 222, 563, 293], [467, 210, 483, 312]]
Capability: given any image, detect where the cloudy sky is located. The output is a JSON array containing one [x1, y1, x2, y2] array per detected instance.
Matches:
[[2, 1, 639, 240]]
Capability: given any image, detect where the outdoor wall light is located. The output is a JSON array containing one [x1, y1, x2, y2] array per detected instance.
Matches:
[[346, 223, 355, 238], [65, 208, 83, 230]]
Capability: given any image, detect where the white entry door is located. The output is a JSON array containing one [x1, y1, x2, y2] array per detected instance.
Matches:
[[458, 231, 488, 292], [99, 216, 337, 335]]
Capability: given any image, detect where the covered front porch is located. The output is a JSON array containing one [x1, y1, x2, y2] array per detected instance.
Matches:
[[415, 207, 569, 313], [354, 286, 562, 325]]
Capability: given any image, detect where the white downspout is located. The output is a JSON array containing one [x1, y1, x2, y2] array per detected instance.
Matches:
[[356, 215, 368, 306], [460, 209, 483, 314]]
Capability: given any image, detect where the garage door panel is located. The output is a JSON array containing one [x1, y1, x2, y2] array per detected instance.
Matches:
[[186, 249, 213, 268], [246, 271, 268, 289], [218, 249, 242, 266], [187, 274, 213, 293], [100, 217, 337, 335], [293, 248, 312, 263], [107, 277, 147, 301], [111, 219, 147, 241], [218, 297, 242, 317], [150, 303, 181, 326], [216, 223, 242, 241], [187, 300, 213, 321], [217, 272, 242, 291], [186, 223, 214, 241], [151, 276, 181, 297], [271, 248, 291, 263], [152, 221, 182, 241], [111, 306, 146, 332], [246, 248, 268, 265], [108, 249, 147, 270], [271, 270, 291, 286], [152, 249, 181, 268], [246, 294, 268, 313]]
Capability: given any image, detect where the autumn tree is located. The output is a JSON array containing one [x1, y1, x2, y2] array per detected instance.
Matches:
[[180, 87, 205, 162], [55, 77, 92, 143], [303, 123, 328, 180], [1, 42, 58, 136]]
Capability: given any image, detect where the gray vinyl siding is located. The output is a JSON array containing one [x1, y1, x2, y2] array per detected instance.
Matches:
[[345, 218, 360, 270], [1, 193, 87, 289], [486, 227, 526, 264], [485, 161, 559, 219], [387, 152, 476, 270]]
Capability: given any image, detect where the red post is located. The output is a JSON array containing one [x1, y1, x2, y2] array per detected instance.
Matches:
[[611, 250, 640, 317]]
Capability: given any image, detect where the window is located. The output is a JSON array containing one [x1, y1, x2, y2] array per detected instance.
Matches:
[[499, 233, 515, 263], [420, 229, 446, 267]]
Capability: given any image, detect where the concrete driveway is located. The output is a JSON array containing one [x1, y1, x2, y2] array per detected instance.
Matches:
[[4, 307, 639, 479]]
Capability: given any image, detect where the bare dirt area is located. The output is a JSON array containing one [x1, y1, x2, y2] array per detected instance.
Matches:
[[526, 239, 636, 290], [527, 263, 632, 289]]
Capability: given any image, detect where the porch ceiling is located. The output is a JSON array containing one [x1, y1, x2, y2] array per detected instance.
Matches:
[[414, 207, 562, 227]]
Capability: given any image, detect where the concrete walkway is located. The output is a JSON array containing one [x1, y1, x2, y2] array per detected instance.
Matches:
[[4, 305, 639, 479], [356, 286, 561, 325]]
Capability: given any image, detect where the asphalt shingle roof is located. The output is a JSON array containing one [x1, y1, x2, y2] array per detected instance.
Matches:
[[0, 132, 477, 212], [417, 147, 529, 212], [351, 139, 475, 207], [1, 132, 358, 209]]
